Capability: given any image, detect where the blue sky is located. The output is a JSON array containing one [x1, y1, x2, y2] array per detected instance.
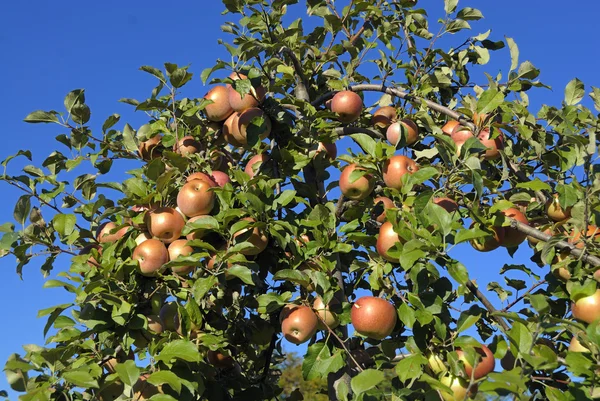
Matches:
[[0, 0, 599, 396]]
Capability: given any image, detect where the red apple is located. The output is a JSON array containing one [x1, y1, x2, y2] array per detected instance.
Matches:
[[330, 91, 363, 123], [382, 155, 418, 190], [339, 164, 375, 200]]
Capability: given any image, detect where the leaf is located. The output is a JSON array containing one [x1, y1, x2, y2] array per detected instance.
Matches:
[[64, 89, 85, 115], [121, 124, 139, 153], [102, 114, 120, 133], [192, 276, 218, 301], [457, 7, 483, 20], [395, 354, 426, 382], [155, 340, 201, 363], [169, 67, 193, 88], [62, 370, 98, 388], [515, 178, 551, 191], [13, 195, 31, 225], [444, 0, 458, 14], [24, 110, 60, 124], [447, 262, 469, 285], [147, 371, 182, 394], [477, 89, 505, 114], [590, 86, 600, 112], [350, 369, 385, 395], [446, 19, 470, 34], [564, 78, 584, 106], [454, 227, 488, 245], [140, 65, 166, 82], [456, 310, 481, 333], [274, 190, 297, 208], [257, 292, 292, 314], [52, 214, 76, 237], [508, 321, 533, 353], [114, 360, 140, 386], [302, 343, 345, 381], [226, 265, 254, 285], [350, 134, 377, 158], [273, 269, 310, 288], [506, 37, 519, 72]]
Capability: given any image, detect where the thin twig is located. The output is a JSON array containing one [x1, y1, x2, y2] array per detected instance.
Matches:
[[465, 280, 510, 331], [502, 280, 547, 312]]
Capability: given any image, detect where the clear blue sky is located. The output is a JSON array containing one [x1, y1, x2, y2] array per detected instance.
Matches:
[[0, 0, 599, 396]]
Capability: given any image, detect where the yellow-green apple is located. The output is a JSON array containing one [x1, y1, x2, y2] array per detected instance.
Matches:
[[571, 289, 600, 324]]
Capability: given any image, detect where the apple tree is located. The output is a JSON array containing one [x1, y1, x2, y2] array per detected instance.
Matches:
[[2, 0, 600, 400]]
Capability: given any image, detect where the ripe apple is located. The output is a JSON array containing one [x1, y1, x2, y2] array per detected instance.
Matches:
[[470, 225, 504, 252], [372, 106, 396, 129], [571, 289, 600, 324], [96, 221, 129, 243], [207, 350, 235, 369], [313, 296, 340, 330], [376, 221, 403, 263], [442, 120, 460, 135], [571, 225, 600, 249], [477, 128, 504, 160], [594, 270, 600, 283], [135, 232, 152, 246], [245, 153, 269, 178], [382, 155, 419, 190], [569, 335, 590, 353], [450, 126, 475, 154], [316, 142, 337, 160], [145, 207, 186, 244], [373, 196, 395, 223], [234, 107, 271, 146], [433, 197, 459, 213], [439, 375, 470, 401], [280, 304, 318, 345], [159, 302, 180, 332], [351, 296, 397, 340], [133, 374, 160, 401], [386, 119, 419, 146], [227, 73, 266, 112], [167, 239, 195, 275], [222, 112, 243, 147], [339, 164, 375, 200], [79, 244, 102, 268], [232, 217, 268, 255], [428, 353, 447, 374], [102, 349, 134, 374], [546, 194, 572, 222], [499, 207, 529, 248], [173, 135, 201, 156], [138, 135, 163, 161], [330, 91, 363, 123], [133, 239, 169, 276], [147, 314, 164, 334], [204, 85, 234, 122], [456, 344, 495, 379], [185, 215, 209, 241], [211, 170, 231, 187], [177, 179, 216, 218]]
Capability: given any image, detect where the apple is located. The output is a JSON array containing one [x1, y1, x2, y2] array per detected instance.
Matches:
[[177, 179, 216, 218], [552, 265, 572, 282], [372, 106, 396, 129], [470, 225, 504, 252], [339, 164, 375, 200], [569, 335, 590, 353], [227, 73, 266, 112], [456, 344, 495, 379], [138, 135, 163, 161], [159, 302, 180, 332], [133, 374, 160, 401], [376, 221, 403, 263], [133, 239, 169, 276], [330, 91, 363, 123], [232, 217, 268, 255], [79, 244, 102, 268], [147, 314, 164, 334], [442, 120, 460, 136], [571, 225, 600, 249], [207, 350, 235, 369], [316, 142, 337, 160], [571, 289, 600, 324], [173, 135, 201, 156], [102, 349, 134, 374], [204, 85, 234, 122], [433, 197, 459, 213], [439, 375, 470, 401], [167, 239, 195, 275], [245, 153, 269, 179], [382, 155, 419, 190], [145, 207, 186, 244], [450, 126, 475, 154], [185, 215, 210, 241], [594, 270, 600, 283], [134, 232, 152, 246], [477, 128, 504, 160], [386, 119, 419, 146], [373, 196, 395, 223], [428, 353, 447, 374], [499, 207, 529, 248], [96, 221, 129, 243], [280, 304, 318, 345], [222, 112, 243, 147], [211, 170, 231, 187], [351, 296, 397, 340], [546, 194, 572, 222], [234, 107, 271, 146], [313, 296, 340, 330]]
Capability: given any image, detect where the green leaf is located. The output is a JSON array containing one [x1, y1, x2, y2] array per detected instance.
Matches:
[[64, 89, 85, 114], [257, 292, 292, 314], [147, 371, 182, 394], [273, 269, 310, 289], [122, 124, 139, 153], [477, 89, 505, 114], [114, 360, 140, 386], [62, 370, 98, 389], [13, 195, 31, 225], [515, 178, 551, 191], [169, 67, 193, 88], [446, 19, 470, 34], [564, 78, 584, 106], [590, 86, 600, 112], [448, 262, 469, 285], [508, 321, 533, 353], [457, 7, 483, 20], [226, 265, 254, 285], [24, 110, 60, 124], [155, 340, 201, 363], [350, 134, 377, 158], [444, 0, 458, 14], [506, 37, 519, 72], [302, 343, 345, 381], [140, 65, 166, 82], [274, 190, 297, 208], [52, 214, 76, 237], [456, 310, 481, 333], [350, 369, 385, 395], [395, 354, 426, 382], [454, 227, 488, 245], [192, 276, 218, 301]]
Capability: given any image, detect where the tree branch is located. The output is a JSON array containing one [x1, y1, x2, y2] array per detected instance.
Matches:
[[332, 126, 385, 140], [502, 280, 547, 313], [465, 280, 510, 331], [280, 47, 310, 102]]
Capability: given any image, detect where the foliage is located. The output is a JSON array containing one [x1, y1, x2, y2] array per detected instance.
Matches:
[[2, 0, 600, 400]]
